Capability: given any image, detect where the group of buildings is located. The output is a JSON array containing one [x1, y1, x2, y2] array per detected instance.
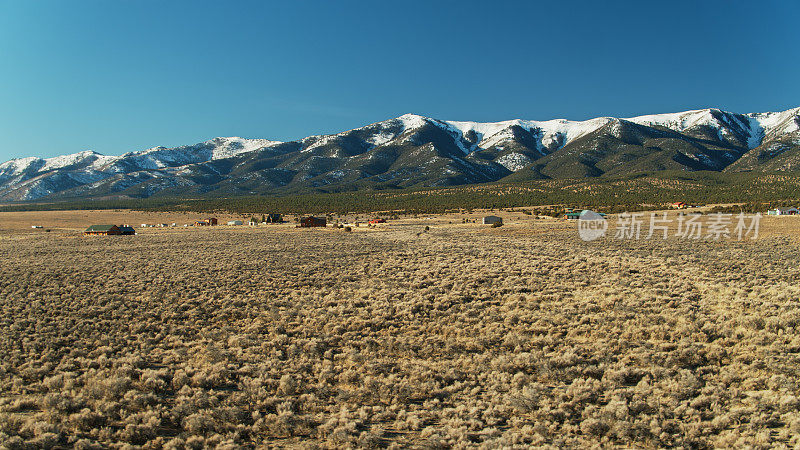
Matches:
[[141, 214, 285, 228], [562, 205, 799, 220], [82, 215, 398, 235], [78, 205, 800, 236], [84, 214, 287, 235], [767, 207, 799, 216]]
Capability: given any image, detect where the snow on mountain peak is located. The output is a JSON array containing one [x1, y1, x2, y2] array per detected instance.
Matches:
[[132, 136, 283, 165], [625, 108, 723, 131], [205, 137, 283, 160], [0, 156, 41, 174], [396, 113, 430, 131], [300, 114, 431, 153], [748, 108, 800, 137], [40, 150, 102, 172], [625, 107, 800, 149], [440, 116, 613, 153]]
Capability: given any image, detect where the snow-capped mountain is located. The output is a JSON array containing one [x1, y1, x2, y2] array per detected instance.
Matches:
[[0, 137, 283, 201], [1, 107, 799, 201]]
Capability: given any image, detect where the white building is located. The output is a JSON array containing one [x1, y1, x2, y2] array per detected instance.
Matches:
[[767, 207, 799, 216]]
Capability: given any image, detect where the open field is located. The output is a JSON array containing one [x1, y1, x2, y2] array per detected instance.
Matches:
[[1, 211, 800, 448]]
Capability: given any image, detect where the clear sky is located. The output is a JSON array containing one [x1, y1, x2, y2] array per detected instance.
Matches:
[[1, 0, 798, 161]]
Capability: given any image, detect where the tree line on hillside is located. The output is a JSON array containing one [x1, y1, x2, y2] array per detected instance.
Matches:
[[1, 172, 799, 215]]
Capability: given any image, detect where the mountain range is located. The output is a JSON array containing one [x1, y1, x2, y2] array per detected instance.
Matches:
[[1, 107, 799, 201]]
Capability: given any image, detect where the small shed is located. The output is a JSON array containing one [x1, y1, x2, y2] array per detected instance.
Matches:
[[299, 216, 327, 227], [227, 220, 243, 226], [118, 226, 136, 235], [84, 225, 121, 236], [483, 215, 503, 225]]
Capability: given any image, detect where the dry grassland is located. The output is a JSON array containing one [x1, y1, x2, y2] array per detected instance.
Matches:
[[1, 212, 800, 448]]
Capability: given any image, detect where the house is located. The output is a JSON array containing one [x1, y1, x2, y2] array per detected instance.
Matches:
[[482, 215, 503, 225], [193, 218, 218, 226], [264, 214, 283, 223], [671, 202, 687, 209], [368, 218, 386, 224], [118, 225, 136, 235], [565, 210, 585, 220], [227, 220, 243, 226], [299, 216, 327, 227], [84, 225, 121, 236], [767, 207, 799, 216]]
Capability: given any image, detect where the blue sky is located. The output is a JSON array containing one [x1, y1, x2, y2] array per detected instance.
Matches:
[[0, 0, 797, 161]]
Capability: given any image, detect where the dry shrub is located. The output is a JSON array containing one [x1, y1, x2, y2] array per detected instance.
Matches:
[[0, 222, 798, 446]]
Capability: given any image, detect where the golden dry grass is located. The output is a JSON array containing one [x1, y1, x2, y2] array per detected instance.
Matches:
[[0, 211, 799, 448]]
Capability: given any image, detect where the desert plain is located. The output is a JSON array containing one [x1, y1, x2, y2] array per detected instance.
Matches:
[[0, 209, 799, 448]]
